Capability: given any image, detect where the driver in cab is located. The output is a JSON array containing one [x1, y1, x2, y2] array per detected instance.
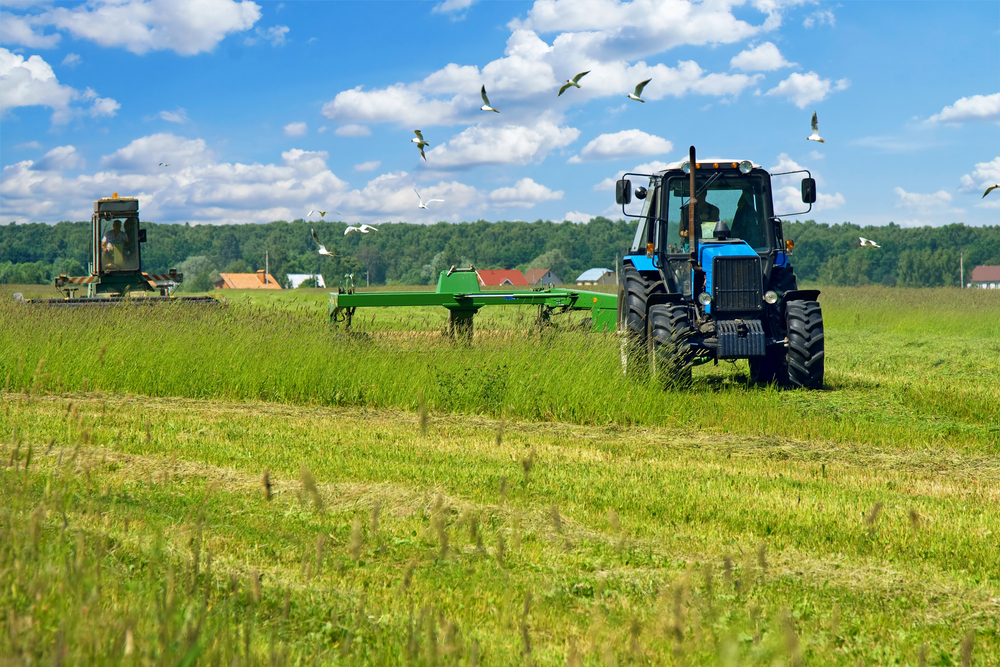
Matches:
[[678, 199, 721, 241], [102, 219, 129, 268]]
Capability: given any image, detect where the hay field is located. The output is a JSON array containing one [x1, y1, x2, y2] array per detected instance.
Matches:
[[1, 285, 998, 665]]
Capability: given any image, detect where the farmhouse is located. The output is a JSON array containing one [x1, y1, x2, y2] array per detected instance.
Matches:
[[286, 273, 326, 289], [575, 268, 616, 286], [214, 270, 282, 290], [524, 268, 562, 285], [968, 265, 1000, 289], [477, 269, 528, 287]]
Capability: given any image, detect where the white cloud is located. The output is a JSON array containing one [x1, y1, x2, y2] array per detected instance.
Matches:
[[569, 129, 672, 162], [61, 53, 81, 66], [893, 187, 952, 211], [425, 117, 580, 169], [16, 141, 42, 150], [488, 177, 563, 208], [158, 108, 189, 124], [769, 153, 844, 214], [434, 0, 477, 14], [730, 42, 794, 71], [0, 11, 61, 48], [34, 145, 82, 171], [927, 93, 1000, 124], [354, 160, 381, 172], [335, 124, 371, 137], [246, 24, 289, 47], [765, 71, 848, 108], [42, 0, 261, 56], [284, 121, 307, 137], [803, 9, 835, 28], [0, 48, 116, 123], [594, 160, 669, 190], [958, 157, 1000, 193], [563, 210, 593, 223]]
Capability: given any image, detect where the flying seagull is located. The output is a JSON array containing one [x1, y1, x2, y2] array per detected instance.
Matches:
[[984, 184, 999, 198], [158, 162, 170, 166], [558, 70, 590, 96], [411, 130, 429, 161], [480, 85, 499, 113], [627, 78, 651, 103], [414, 187, 444, 209], [307, 210, 326, 218], [311, 228, 336, 256], [859, 237, 881, 248], [807, 112, 825, 143], [345, 224, 379, 235]]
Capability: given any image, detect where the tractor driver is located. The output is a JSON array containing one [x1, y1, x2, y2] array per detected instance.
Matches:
[[101, 219, 130, 268], [678, 199, 721, 241]]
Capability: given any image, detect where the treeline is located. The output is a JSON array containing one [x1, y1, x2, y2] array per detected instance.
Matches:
[[1, 218, 998, 289]]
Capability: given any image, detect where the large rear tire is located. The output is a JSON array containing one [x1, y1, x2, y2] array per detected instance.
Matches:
[[786, 300, 824, 389], [622, 267, 652, 344], [648, 303, 694, 387]]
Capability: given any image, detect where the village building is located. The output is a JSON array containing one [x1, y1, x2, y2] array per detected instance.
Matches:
[[968, 265, 1000, 289], [524, 268, 562, 285], [575, 268, 616, 286], [286, 273, 326, 289], [477, 269, 528, 287], [214, 270, 282, 290]]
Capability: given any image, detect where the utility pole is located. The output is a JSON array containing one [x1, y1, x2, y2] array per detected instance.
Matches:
[[265, 249, 269, 285], [959, 251, 963, 289]]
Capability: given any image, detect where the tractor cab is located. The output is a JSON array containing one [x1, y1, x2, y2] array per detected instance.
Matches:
[[616, 147, 825, 389], [95, 196, 143, 274]]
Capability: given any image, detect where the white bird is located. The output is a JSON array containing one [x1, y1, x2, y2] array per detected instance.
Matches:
[[311, 228, 336, 256], [307, 210, 326, 218], [480, 85, 499, 113], [158, 162, 170, 166], [345, 224, 379, 235], [414, 187, 444, 209], [411, 130, 429, 161], [984, 184, 999, 198], [558, 70, 590, 96], [627, 78, 651, 103], [859, 237, 881, 248], [807, 112, 824, 143]]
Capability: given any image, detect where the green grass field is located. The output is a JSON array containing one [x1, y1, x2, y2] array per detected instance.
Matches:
[[1, 285, 998, 664]]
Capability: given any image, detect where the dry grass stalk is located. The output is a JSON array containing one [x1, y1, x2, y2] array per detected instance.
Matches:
[[251, 568, 261, 604], [521, 447, 535, 485], [909, 508, 920, 529], [495, 534, 505, 566], [723, 555, 733, 590], [401, 558, 417, 591], [756, 542, 768, 573], [418, 392, 428, 436], [550, 505, 562, 534], [961, 630, 974, 667], [865, 501, 883, 526], [144, 418, 150, 445], [315, 533, 325, 572], [780, 609, 801, 667], [262, 469, 272, 501], [348, 516, 364, 561], [299, 464, 323, 511]]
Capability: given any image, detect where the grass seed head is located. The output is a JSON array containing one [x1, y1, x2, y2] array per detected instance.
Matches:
[[252, 568, 261, 603], [418, 391, 428, 436], [348, 516, 364, 561], [756, 542, 768, 572], [722, 555, 733, 589], [371, 500, 381, 534], [908, 508, 920, 529], [608, 508, 620, 533], [262, 468, 272, 501], [961, 630, 974, 667], [864, 501, 883, 526], [299, 464, 323, 511], [550, 505, 562, 533]]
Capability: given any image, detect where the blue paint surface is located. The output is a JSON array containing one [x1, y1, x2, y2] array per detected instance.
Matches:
[[697, 241, 758, 314], [626, 254, 656, 272]]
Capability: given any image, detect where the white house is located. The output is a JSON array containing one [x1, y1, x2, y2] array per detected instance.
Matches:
[[575, 268, 616, 286], [286, 273, 326, 289]]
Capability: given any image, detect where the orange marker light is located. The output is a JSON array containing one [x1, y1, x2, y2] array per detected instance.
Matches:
[[713, 163, 719, 169], [786, 240, 794, 251]]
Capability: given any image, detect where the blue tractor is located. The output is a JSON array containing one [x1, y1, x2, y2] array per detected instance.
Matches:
[[615, 146, 824, 388]]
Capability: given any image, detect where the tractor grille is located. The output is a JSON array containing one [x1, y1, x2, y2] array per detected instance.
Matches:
[[712, 256, 763, 312]]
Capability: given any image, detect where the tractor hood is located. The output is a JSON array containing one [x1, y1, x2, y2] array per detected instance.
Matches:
[[697, 240, 760, 313]]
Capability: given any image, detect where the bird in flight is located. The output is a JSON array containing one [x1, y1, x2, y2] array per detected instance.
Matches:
[[311, 228, 336, 256], [414, 187, 444, 209], [345, 224, 379, 235], [807, 112, 824, 143], [480, 85, 499, 113], [307, 210, 326, 219], [158, 162, 170, 166], [411, 130, 430, 161], [627, 78, 651, 103], [984, 184, 999, 198], [859, 237, 880, 248], [558, 71, 590, 96]]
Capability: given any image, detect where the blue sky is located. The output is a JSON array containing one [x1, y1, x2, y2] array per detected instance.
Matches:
[[1, 0, 997, 227]]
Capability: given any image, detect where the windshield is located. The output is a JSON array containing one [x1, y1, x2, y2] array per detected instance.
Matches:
[[100, 216, 139, 271], [664, 175, 771, 252]]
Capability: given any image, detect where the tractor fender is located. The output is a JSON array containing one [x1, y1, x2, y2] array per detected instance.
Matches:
[[782, 289, 820, 302]]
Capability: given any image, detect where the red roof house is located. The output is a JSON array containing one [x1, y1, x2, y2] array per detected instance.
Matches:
[[524, 268, 562, 285], [477, 269, 528, 287], [214, 270, 282, 290], [969, 265, 1000, 289]]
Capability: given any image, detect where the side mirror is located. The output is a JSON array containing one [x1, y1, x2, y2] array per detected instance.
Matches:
[[616, 178, 632, 205], [138, 228, 147, 243], [801, 178, 816, 204], [634, 186, 647, 200]]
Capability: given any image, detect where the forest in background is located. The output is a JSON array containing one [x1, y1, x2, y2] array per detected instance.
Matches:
[[1, 217, 998, 290]]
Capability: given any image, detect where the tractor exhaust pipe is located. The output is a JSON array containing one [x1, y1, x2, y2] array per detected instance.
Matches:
[[688, 145, 698, 270]]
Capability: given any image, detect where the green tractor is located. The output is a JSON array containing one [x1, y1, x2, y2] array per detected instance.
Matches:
[[616, 146, 824, 388]]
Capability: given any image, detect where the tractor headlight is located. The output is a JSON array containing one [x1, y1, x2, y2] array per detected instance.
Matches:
[[763, 290, 779, 304], [738, 160, 753, 174], [698, 292, 712, 306], [681, 161, 691, 174]]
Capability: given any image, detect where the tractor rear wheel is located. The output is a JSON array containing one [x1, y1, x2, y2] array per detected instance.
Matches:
[[786, 300, 824, 388], [622, 267, 652, 344], [648, 303, 694, 387]]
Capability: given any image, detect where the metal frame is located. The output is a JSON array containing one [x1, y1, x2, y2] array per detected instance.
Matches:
[[769, 168, 814, 218]]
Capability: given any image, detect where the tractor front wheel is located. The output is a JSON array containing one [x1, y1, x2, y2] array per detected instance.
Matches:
[[648, 303, 694, 387], [786, 300, 824, 388]]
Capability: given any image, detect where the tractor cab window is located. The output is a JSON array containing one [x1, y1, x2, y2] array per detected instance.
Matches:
[[664, 176, 770, 252], [629, 179, 659, 254], [101, 217, 139, 271]]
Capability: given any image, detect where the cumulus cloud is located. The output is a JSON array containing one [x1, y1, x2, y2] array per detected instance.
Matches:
[[959, 156, 1000, 194], [927, 93, 1000, 124], [893, 187, 952, 211], [563, 210, 593, 223], [770, 153, 845, 214], [34, 145, 83, 171], [61, 53, 81, 66], [803, 9, 835, 28], [1, 48, 117, 123], [488, 177, 563, 208], [730, 42, 794, 71], [0, 11, 61, 48], [765, 71, 848, 108], [569, 129, 672, 162], [38, 0, 261, 56], [158, 108, 189, 124], [335, 124, 371, 137], [354, 160, 381, 172], [425, 117, 580, 169], [434, 0, 477, 14], [245, 24, 289, 47], [284, 121, 307, 137], [593, 159, 670, 190]]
